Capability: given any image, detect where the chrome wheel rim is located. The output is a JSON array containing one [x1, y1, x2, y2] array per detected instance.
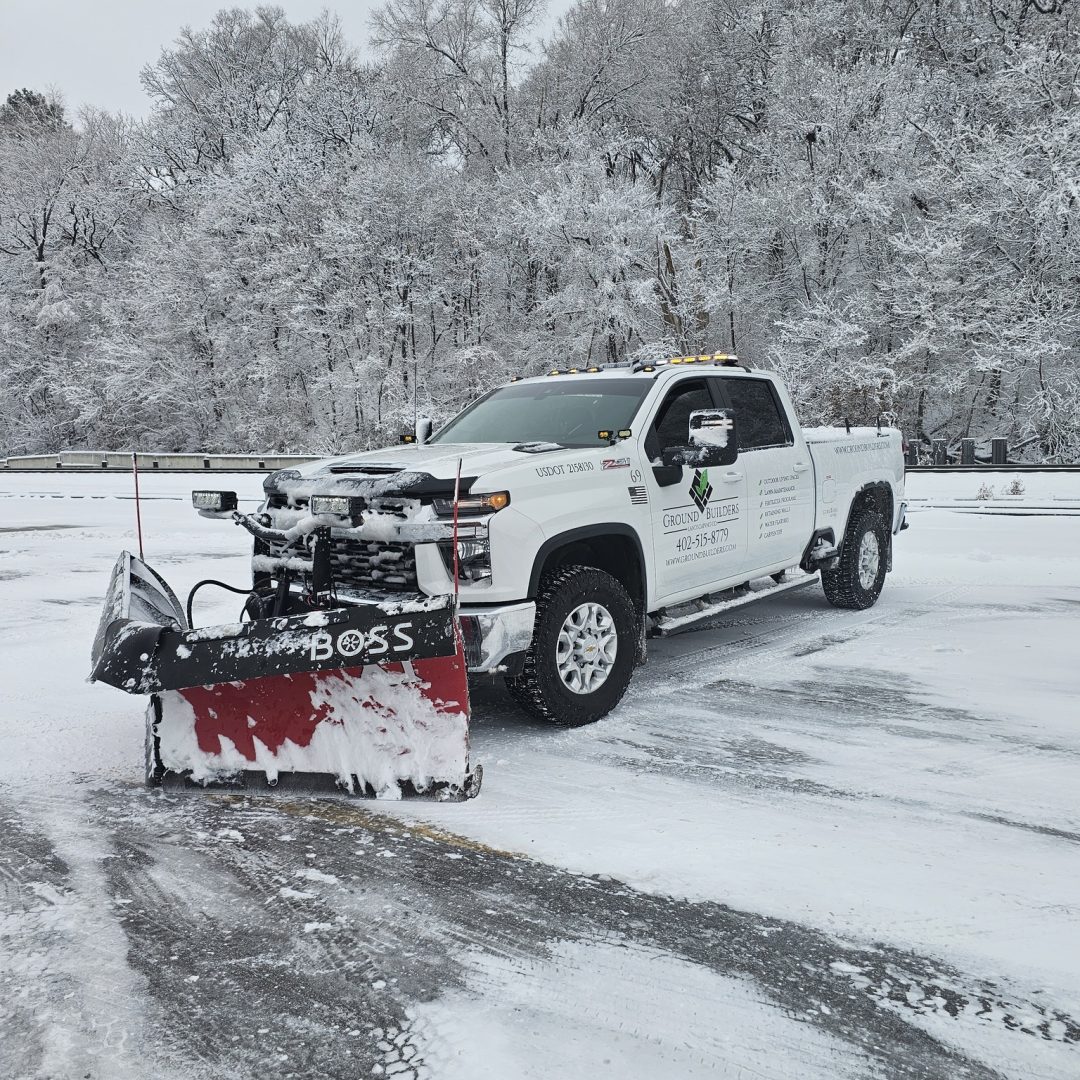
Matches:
[[857, 531, 881, 590], [556, 602, 618, 695]]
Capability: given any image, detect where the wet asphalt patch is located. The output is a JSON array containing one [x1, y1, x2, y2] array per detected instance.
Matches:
[[0, 525, 81, 533], [3, 785, 1071, 1080], [0, 804, 75, 1079]]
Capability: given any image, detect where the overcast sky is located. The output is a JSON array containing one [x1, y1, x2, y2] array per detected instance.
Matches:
[[0, 1, 568, 119]]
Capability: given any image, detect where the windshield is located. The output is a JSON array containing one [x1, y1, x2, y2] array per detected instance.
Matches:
[[430, 379, 652, 447]]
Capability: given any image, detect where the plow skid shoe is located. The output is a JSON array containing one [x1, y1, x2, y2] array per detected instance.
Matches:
[[93, 552, 479, 799]]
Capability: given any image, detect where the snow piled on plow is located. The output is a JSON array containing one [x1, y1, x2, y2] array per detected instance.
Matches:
[[156, 662, 469, 796]]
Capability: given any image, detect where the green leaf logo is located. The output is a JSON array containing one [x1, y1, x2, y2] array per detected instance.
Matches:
[[689, 468, 713, 511]]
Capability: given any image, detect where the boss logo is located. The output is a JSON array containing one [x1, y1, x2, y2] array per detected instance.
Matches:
[[309, 622, 415, 662]]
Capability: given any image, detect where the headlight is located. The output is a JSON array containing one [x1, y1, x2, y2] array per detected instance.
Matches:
[[433, 491, 510, 517], [192, 490, 238, 512], [310, 494, 365, 523], [438, 535, 492, 582]]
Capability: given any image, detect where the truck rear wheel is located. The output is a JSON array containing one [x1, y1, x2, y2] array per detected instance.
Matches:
[[506, 565, 637, 726], [822, 509, 888, 610]]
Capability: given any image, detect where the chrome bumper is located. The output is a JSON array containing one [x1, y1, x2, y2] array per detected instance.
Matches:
[[458, 601, 536, 674]]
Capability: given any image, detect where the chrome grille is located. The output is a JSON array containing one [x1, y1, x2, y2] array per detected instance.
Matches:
[[329, 537, 417, 591]]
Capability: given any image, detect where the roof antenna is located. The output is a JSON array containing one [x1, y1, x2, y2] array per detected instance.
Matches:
[[412, 349, 418, 438], [131, 451, 145, 560], [844, 417, 851, 434]]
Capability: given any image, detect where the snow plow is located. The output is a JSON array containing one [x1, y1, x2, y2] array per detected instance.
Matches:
[[91, 500, 481, 800]]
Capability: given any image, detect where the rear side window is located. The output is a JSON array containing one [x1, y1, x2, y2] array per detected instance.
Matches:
[[721, 378, 792, 450]]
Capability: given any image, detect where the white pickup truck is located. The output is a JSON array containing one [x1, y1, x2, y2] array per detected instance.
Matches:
[[255, 355, 907, 725]]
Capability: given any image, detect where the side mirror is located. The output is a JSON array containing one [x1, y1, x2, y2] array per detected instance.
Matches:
[[689, 409, 738, 465], [659, 409, 739, 470], [401, 417, 434, 445]]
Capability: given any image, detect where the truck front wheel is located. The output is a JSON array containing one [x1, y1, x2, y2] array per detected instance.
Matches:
[[506, 565, 637, 726], [822, 509, 888, 610]]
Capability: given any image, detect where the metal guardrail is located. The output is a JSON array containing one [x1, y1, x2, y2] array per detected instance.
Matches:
[[906, 464, 1080, 472], [1, 452, 320, 472], [4, 452, 1077, 474]]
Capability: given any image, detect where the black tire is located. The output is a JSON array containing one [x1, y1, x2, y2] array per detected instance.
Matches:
[[144, 695, 164, 787], [506, 565, 637, 726], [822, 509, 889, 610]]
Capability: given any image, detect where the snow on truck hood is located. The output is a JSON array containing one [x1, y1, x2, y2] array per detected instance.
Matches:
[[281, 442, 574, 487]]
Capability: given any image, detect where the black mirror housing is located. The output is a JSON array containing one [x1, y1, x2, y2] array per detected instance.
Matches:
[[688, 408, 738, 466], [661, 408, 739, 470]]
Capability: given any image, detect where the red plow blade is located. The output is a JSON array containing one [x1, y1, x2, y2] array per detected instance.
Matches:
[[92, 553, 480, 799]]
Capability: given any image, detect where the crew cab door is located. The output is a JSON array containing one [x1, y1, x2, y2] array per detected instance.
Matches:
[[643, 377, 748, 603], [716, 376, 815, 572]]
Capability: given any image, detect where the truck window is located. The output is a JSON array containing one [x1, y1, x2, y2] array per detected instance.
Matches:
[[721, 378, 792, 450], [429, 378, 652, 447], [645, 379, 713, 460]]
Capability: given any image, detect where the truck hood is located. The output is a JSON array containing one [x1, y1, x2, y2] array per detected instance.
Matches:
[[281, 441, 573, 489]]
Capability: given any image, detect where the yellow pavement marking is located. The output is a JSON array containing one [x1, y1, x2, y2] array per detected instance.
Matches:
[[207, 793, 517, 858]]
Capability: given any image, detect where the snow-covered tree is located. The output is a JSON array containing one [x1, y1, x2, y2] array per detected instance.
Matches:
[[1, 0, 1077, 459]]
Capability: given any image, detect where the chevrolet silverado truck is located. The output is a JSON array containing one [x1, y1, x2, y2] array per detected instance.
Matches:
[[239, 354, 906, 726]]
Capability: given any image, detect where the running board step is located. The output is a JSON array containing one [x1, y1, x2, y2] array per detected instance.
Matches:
[[650, 570, 818, 636]]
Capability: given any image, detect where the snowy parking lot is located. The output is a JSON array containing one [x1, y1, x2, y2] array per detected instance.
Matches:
[[1, 471, 1078, 1080]]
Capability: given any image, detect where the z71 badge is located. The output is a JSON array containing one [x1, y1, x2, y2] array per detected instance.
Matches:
[[602, 457, 631, 470]]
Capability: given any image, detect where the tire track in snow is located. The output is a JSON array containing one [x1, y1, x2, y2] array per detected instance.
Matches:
[[561, 585, 975, 801], [73, 785, 1078, 1080], [648, 583, 970, 682], [101, 800, 401, 1079], [0, 798, 71, 1080], [0, 785, 187, 1080]]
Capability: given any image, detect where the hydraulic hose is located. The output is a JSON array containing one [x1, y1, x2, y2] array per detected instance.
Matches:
[[186, 579, 255, 630]]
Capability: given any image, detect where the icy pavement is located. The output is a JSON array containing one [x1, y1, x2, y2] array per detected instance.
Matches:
[[0, 472, 1077, 1080]]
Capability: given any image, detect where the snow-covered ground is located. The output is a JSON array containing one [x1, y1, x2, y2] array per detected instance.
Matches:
[[1, 471, 1077, 1080], [906, 468, 1080, 512]]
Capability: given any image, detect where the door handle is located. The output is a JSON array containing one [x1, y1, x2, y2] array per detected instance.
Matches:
[[793, 461, 810, 473], [721, 471, 743, 483]]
